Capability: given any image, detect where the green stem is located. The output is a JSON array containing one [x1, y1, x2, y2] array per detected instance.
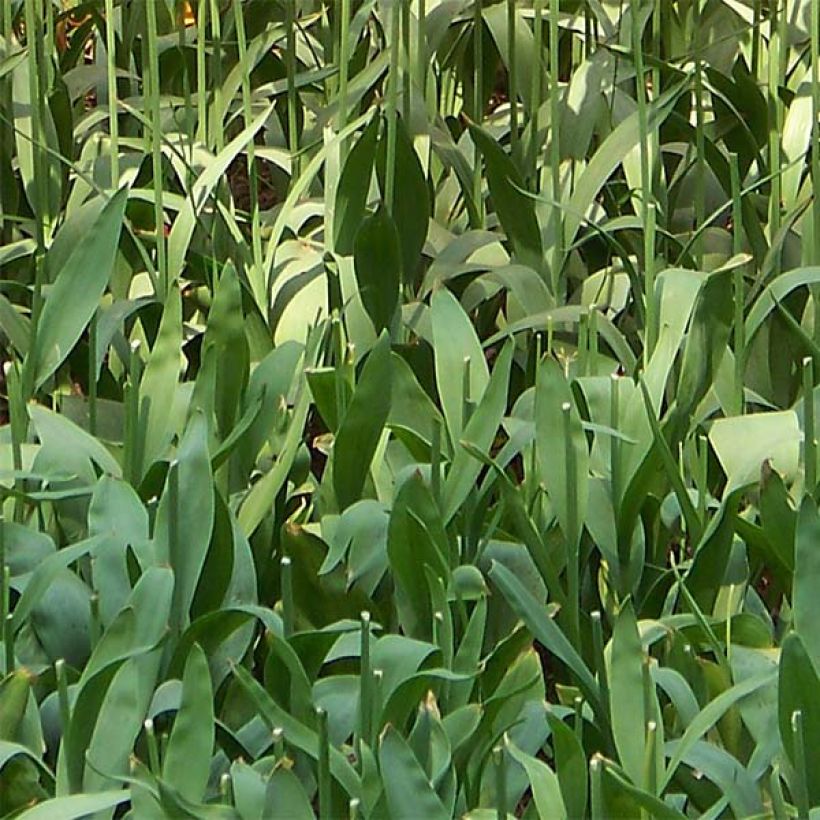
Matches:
[[210, 0, 224, 152], [385, 1, 400, 214], [286, 0, 299, 182], [337, 0, 351, 137], [56, 658, 71, 740], [792, 710, 810, 820], [88, 311, 98, 436], [145, 0, 167, 293], [493, 745, 506, 819], [358, 611, 372, 760], [144, 718, 161, 773], [811, 0, 820, 266], [104, 0, 119, 186], [590, 756, 604, 820], [549, 0, 562, 292], [196, 0, 208, 144], [591, 611, 610, 720], [530, 0, 544, 188], [317, 707, 331, 817], [233, 0, 263, 281], [281, 556, 294, 638], [805, 357, 816, 496], [644, 202, 657, 361], [563, 402, 580, 647], [507, 0, 518, 159], [610, 373, 620, 511]]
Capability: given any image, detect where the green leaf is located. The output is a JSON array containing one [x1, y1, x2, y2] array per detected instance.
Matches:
[[443, 339, 514, 522], [545, 712, 588, 820], [201, 262, 249, 439], [333, 332, 392, 510], [231, 664, 361, 797], [353, 207, 401, 334], [376, 115, 430, 285], [379, 725, 449, 820], [163, 644, 214, 804], [431, 288, 489, 446], [674, 268, 734, 423], [140, 287, 183, 471], [15, 791, 131, 819], [609, 601, 646, 787], [779, 632, 820, 806], [26, 189, 128, 391], [154, 411, 214, 633], [794, 497, 820, 672], [489, 562, 603, 719], [334, 114, 379, 255], [506, 739, 567, 820], [535, 356, 589, 548], [468, 122, 544, 277], [709, 411, 800, 493]]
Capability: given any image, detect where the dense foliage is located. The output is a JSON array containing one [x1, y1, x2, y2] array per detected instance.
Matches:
[[1, 0, 820, 816]]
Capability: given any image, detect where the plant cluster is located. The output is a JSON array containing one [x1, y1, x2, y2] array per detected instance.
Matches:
[[1, 0, 820, 817]]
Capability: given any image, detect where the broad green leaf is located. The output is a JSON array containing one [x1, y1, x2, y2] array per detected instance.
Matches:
[[468, 123, 544, 277], [16, 791, 130, 819], [779, 632, 820, 806], [431, 288, 489, 446], [601, 764, 687, 819], [489, 562, 603, 719], [163, 644, 214, 804], [353, 207, 401, 334], [29, 403, 121, 479], [238, 381, 310, 536], [535, 356, 589, 548], [154, 411, 214, 633], [231, 664, 361, 797], [661, 670, 776, 790], [545, 711, 588, 820], [201, 262, 249, 439], [506, 739, 567, 820], [709, 411, 800, 493], [334, 114, 379, 255], [379, 725, 449, 820], [609, 601, 646, 787], [333, 332, 392, 510], [443, 339, 514, 522], [264, 766, 315, 819], [376, 115, 430, 285], [27, 189, 128, 390], [139, 286, 183, 472], [83, 656, 153, 793], [794, 497, 820, 672]]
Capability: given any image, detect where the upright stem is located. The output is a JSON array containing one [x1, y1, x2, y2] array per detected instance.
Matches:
[[529, 0, 544, 187], [337, 0, 351, 136], [358, 611, 372, 759], [209, 0, 224, 152], [286, 0, 299, 181], [644, 202, 657, 361], [385, 1, 400, 213], [562, 402, 580, 647], [145, 0, 167, 293], [693, 1, 705, 269], [196, 0, 208, 144], [234, 0, 263, 279], [811, 0, 820, 267], [401, 0, 411, 122], [804, 357, 816, 496], [549, 0, 562, 292], [507, 0, 518, 159], [104, 0, 119, 186]]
